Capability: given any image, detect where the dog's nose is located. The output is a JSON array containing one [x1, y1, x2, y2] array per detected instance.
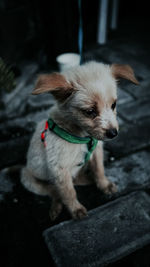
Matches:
[[106, 128, 118, 139]]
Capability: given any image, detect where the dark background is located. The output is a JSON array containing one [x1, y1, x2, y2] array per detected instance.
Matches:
[[0, 0, 150, 70]]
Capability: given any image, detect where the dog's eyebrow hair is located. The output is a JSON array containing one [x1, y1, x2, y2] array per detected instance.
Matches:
[[78, 102, 99, 112], [93, 101, 99, 115]]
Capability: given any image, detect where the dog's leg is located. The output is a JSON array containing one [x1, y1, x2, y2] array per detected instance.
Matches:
[[49, 190, 63, 221], [90, 144, 117, 194], [54, 169, 87, 219], [21, 167, 63, 220]]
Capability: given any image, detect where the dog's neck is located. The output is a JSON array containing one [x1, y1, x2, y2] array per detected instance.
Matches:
[[49, 107, 87, 137]]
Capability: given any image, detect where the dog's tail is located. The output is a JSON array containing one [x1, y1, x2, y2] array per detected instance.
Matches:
[[5, 165, 23, 174]]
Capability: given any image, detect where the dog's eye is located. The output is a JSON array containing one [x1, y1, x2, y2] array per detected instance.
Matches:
[[111, 101, 116, 110], [84, 109, 97, 118]]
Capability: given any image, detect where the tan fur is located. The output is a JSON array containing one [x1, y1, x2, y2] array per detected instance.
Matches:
[[90, 143, 117, 193], [32, 73, 74, 101], [21, 61, 138, 220], [111, 64, 139, 85]]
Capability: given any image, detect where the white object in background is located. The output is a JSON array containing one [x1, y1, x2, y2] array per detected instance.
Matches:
[[56, 53, 80, 72], [97, 0, 109, 44]]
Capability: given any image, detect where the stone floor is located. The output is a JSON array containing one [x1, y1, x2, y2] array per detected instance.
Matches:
[[0, 26, 150, 267]]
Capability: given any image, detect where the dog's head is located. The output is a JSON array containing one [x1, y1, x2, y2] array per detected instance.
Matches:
[[32, 62, 138, 141]]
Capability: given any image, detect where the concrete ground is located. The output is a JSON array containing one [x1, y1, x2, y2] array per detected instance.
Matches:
[[0, 23, 150, 267]]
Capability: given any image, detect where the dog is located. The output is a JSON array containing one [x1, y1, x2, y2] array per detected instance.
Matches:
[[21, 61, 138, 220]]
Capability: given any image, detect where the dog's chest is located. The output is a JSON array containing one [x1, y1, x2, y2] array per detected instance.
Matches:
[[70, 143, 88, 178], [45, 130, 89, 179]]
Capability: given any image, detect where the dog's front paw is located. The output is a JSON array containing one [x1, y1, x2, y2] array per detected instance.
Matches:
[[72, 205, 87, 220], [97, 176, 117, 195], [103, 181, 117, 195]]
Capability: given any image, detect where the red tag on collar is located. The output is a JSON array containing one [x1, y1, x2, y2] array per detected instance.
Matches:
[[41, 121, 48, 147]]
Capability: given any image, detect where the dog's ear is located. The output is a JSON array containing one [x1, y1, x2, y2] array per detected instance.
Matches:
[[111, 64, 139, 85], [32, 73, 74, 101]]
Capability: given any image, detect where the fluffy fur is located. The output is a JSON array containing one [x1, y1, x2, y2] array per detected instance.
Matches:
[[21, 61, 138, 220]]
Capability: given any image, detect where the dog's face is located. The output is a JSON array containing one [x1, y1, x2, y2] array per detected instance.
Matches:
[[32, 62, 138, 141], [63, 63, 118, 141]]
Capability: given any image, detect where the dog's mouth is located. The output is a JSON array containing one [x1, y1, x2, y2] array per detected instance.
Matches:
[[87, 131, 118, 142], [87, 131, 104, 141]]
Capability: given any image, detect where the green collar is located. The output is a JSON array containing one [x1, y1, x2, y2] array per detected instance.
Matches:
[[47, 118, 98, 163]]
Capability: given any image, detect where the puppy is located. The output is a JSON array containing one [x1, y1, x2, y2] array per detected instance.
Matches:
[[21, 61, 138, 220]]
